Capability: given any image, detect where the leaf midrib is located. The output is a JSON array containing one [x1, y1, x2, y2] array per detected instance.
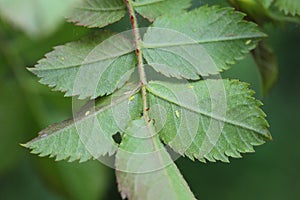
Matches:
[[142, 33, 265, 49], [33, 52, 134, 71], [75, 6, 125, 12], [123, 121, 187, 197], [32, 33, 263, 72]]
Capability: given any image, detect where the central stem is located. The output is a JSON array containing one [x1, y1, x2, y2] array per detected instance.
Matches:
[[125, 0, 150, 122]]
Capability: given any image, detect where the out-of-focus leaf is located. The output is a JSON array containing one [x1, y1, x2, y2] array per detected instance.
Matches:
[[227, 0, 300, 25], [252, 41, 278, 95], [261, 0, 274, 8], [275, 0, 300, 16], [0, 0, 81, 38], [227, 0, 275, 25]]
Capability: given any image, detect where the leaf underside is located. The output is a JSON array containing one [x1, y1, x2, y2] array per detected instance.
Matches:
[[143, 6, 266, 80], [29, 31, 136, 99], [23, 3, 273, 200], [116, 119, 196, 200], [133, 0, 192, 21], [24, 4, 272, 164], [147, 79, 271, 162], [67, 0, 127, 28], [67, 0, 192, 27], [23, 83, 142, 162]]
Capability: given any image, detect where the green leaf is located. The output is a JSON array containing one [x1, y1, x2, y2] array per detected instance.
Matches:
[[29, 31, 136, 99], [116, 119, 196, 200], [227, 0, 275, 25], [147, 79, 271, 162], [261, 0, 274, 8], [252, 41, 278, 95], [0, 0, 81, 38], [275, 0, 300, 16], [228, 0, 273, 10], [227, 0, 300, 25], [133, 0, 192, 21], [23, 83, 142, 162], [143, 6, 265, 79], [67, 0, 127, 28]]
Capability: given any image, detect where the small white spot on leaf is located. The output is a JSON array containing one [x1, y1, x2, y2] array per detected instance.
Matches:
[[40, 134, 48, 138], [129, 96, 135, 101], [175, 110, 180, 118], [245, 40, 252, 45], [85, 111, 90, 116]]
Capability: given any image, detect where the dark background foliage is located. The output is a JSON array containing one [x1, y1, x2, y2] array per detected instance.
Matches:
[[0, 0, 299, 199]]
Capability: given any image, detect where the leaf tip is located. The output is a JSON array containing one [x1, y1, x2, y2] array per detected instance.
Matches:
[[19, 143, 28, 148], [26, 67, 35, 73], [265, 130, 273, 141]]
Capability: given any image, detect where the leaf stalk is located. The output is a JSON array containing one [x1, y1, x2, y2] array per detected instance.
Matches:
[[125, 0, 150, 122]]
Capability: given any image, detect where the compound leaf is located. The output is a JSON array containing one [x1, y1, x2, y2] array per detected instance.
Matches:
[[116, 119, 196, 200], [275, 0, 300, 16], [29, 31, 136, 99], [143, 6, 265, 79], [23, 83, 142, 162], [67, 0, 127, 28], [147, 79, 271, 162], [133, 0, 192, 21]]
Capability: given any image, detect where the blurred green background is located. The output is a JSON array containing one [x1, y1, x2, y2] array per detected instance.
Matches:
[[0, 0, 299, 200]]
